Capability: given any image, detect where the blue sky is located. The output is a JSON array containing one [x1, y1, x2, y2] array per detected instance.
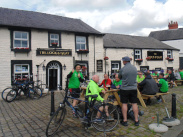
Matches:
[[0, 0, 183, 36]]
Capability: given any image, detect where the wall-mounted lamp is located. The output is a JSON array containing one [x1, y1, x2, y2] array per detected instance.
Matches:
[[42, 64, 46, 71], [63, 64, 66, 70]]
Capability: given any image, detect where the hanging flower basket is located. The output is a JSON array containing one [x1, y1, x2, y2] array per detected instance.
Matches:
[[104, 57, 109, 60], [165, 57, 170, 60], [130, 57, 132, 61], [146, 57, 151, 60]]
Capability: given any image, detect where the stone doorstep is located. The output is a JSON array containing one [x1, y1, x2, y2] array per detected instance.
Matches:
[[162, 117, 183, 137]]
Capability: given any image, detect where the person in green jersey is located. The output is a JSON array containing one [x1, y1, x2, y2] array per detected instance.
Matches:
[[152, 71, 159, 77], [67, 64, 84, 114], [111, 74, 122, 94], [86, 75, 113, 121], [136, 71, 145, 83], [157, 73, 168, 103], [179, 69, 183, 80]]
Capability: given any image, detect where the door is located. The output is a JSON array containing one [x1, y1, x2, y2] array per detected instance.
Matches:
[[49, 69, 57, 90]]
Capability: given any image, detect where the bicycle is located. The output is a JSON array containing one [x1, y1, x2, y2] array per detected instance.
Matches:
[[4, 80, 42, 102], [46, 85, 119, 137], [34, 80, 49, 96]]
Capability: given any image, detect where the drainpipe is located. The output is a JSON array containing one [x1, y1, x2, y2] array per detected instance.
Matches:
[[94, 35, 96, 74], [105, 48, 106, 74]]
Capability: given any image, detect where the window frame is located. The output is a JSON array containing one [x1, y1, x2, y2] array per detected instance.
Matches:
[[134, 49, 142, 60], [97, 60, 103, 72], [13, 31, 29, 48], [48, 32, 61, 48], [10, 29, 31, 52], [75, 35, 89, 52], [111, 61, 121, 75], [11, 60, 32, 84], [167, 50, 172, 58], [14, 64, 30, 80]]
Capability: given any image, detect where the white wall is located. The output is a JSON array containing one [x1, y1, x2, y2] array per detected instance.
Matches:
[[163, 39, 183, 57]]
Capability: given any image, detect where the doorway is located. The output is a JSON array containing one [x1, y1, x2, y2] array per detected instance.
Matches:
[[49, 69, 57, 90]]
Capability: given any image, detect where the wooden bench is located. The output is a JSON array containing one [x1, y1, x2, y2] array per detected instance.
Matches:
[[168, 82, 177, 88], [140, 92, 170, 107], [175, 80, 183, 86]]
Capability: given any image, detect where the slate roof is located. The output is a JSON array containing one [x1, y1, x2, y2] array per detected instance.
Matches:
[[0, 7, 102, 35], [149, 28, 183, 41], [104, 33, 179, 50]]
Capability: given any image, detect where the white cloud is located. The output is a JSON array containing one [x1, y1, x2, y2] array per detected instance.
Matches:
[[0, 0, 183, 36]]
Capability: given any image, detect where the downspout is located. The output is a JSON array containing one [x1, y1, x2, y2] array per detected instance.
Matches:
[[105, 48, 106, 74], [94, 35, 96, 73]]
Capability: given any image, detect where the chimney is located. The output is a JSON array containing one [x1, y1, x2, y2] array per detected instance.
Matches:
[[168, 21, 178, 29]]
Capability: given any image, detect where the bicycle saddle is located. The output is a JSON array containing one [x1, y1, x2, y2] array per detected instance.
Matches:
[[85, 94, 98, 98]]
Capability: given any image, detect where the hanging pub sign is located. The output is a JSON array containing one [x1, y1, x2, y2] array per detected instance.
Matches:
[[147, 51, 163, 60], [36, 48, 72, 56]]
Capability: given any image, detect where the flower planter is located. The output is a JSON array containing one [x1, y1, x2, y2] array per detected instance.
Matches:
[[12, 48, 31, 53], [168, 58, 174, 61], [136, 59, 143, 65], [76, 49, 89, 53]]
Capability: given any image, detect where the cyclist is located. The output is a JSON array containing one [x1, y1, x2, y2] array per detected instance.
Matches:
[[67, 64, 84, 117], [86, 75, 113, 121]]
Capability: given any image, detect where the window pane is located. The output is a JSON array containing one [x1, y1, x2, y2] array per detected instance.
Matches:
[[76, 44, 80, 50], [76, 37, 81, 42], [80, 44, 85, 49], [54, 34, 58, 39], [15, 74, 21, 80], [22, 65, 28, 72], [80, 37, 86, 42], [22, 41, 28, 47], [15, 32, 21, 38], [15, 65, 22, 72], [51, 34, 55, 39], [22, 32, 28, 39], [14, 40, 21, 47]]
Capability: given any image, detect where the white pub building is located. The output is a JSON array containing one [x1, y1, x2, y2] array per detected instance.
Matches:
[[0, 7, 180, 91]]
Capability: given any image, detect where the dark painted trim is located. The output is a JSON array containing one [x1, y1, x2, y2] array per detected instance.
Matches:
[[46, 61, 62, 88], [11, 60, 32, 84], [9, 28, 31, 52], [134, 49, 142, 60], [111, 61, 121, 75], [104, 47, 179, 51], [75, 60, 89, 79], [167, 50, 173, 58], [75, 34, 89, 53], [48, 32, 61, 48]]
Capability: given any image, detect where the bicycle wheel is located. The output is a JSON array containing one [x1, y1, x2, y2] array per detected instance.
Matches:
[[91, 103, 119, 132], [6, 89, 17, 102], [28, 87, 42, 99], [2, 88, 14, 101], [46, 107, 66, 137]]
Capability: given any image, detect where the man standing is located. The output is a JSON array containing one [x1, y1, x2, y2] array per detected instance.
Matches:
[[67, 64, 84, 116], [118, 56, 139, 126]]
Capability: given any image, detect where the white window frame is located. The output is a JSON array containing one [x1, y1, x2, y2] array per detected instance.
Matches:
[[50, 33, 59, 47], [76, 36, 87, 51], [135, 49, 141, 60], [167, 50, 172, 58], [14, 64, 30, 80], [111, 63, 119, 74], [13, 31, 29, 48]]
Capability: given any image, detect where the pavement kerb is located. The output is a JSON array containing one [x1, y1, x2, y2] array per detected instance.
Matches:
[[162, 117, 183, 137]]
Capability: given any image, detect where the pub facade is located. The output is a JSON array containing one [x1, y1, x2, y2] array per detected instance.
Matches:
[[0, 7, 180, 91]]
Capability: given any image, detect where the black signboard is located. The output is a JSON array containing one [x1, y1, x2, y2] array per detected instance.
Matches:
[[36, 49, 72, 56], [147, 51, 163, 60]]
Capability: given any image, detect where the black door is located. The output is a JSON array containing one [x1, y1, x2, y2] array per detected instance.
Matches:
[[180, 57, 183, 69], [49, 69, 57, 90]]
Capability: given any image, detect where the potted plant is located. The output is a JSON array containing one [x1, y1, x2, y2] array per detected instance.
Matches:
[[136, 59, 143, 62], [104, 56, 109, 60], [165, 57, 170, 60], [168, 58, 174, 61], [146, 57, 151, 60]]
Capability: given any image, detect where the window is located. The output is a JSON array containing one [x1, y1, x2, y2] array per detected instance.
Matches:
[[111, 61, 121, 75], [167, 50, 172, 58], [13, 31, 29, 48], [97, 60, 103, 72], [75, 61, 88, 79], [76, 36, 87, 51], [135, 49, 141, 60], [14, 64, 29, 80], [50, 34, 59, 47]]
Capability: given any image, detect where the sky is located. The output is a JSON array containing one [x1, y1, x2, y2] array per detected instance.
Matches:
[[0, 0, 183, 36]]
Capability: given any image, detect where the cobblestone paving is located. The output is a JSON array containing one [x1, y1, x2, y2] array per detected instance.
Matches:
[[0, 86, 183, 137]]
